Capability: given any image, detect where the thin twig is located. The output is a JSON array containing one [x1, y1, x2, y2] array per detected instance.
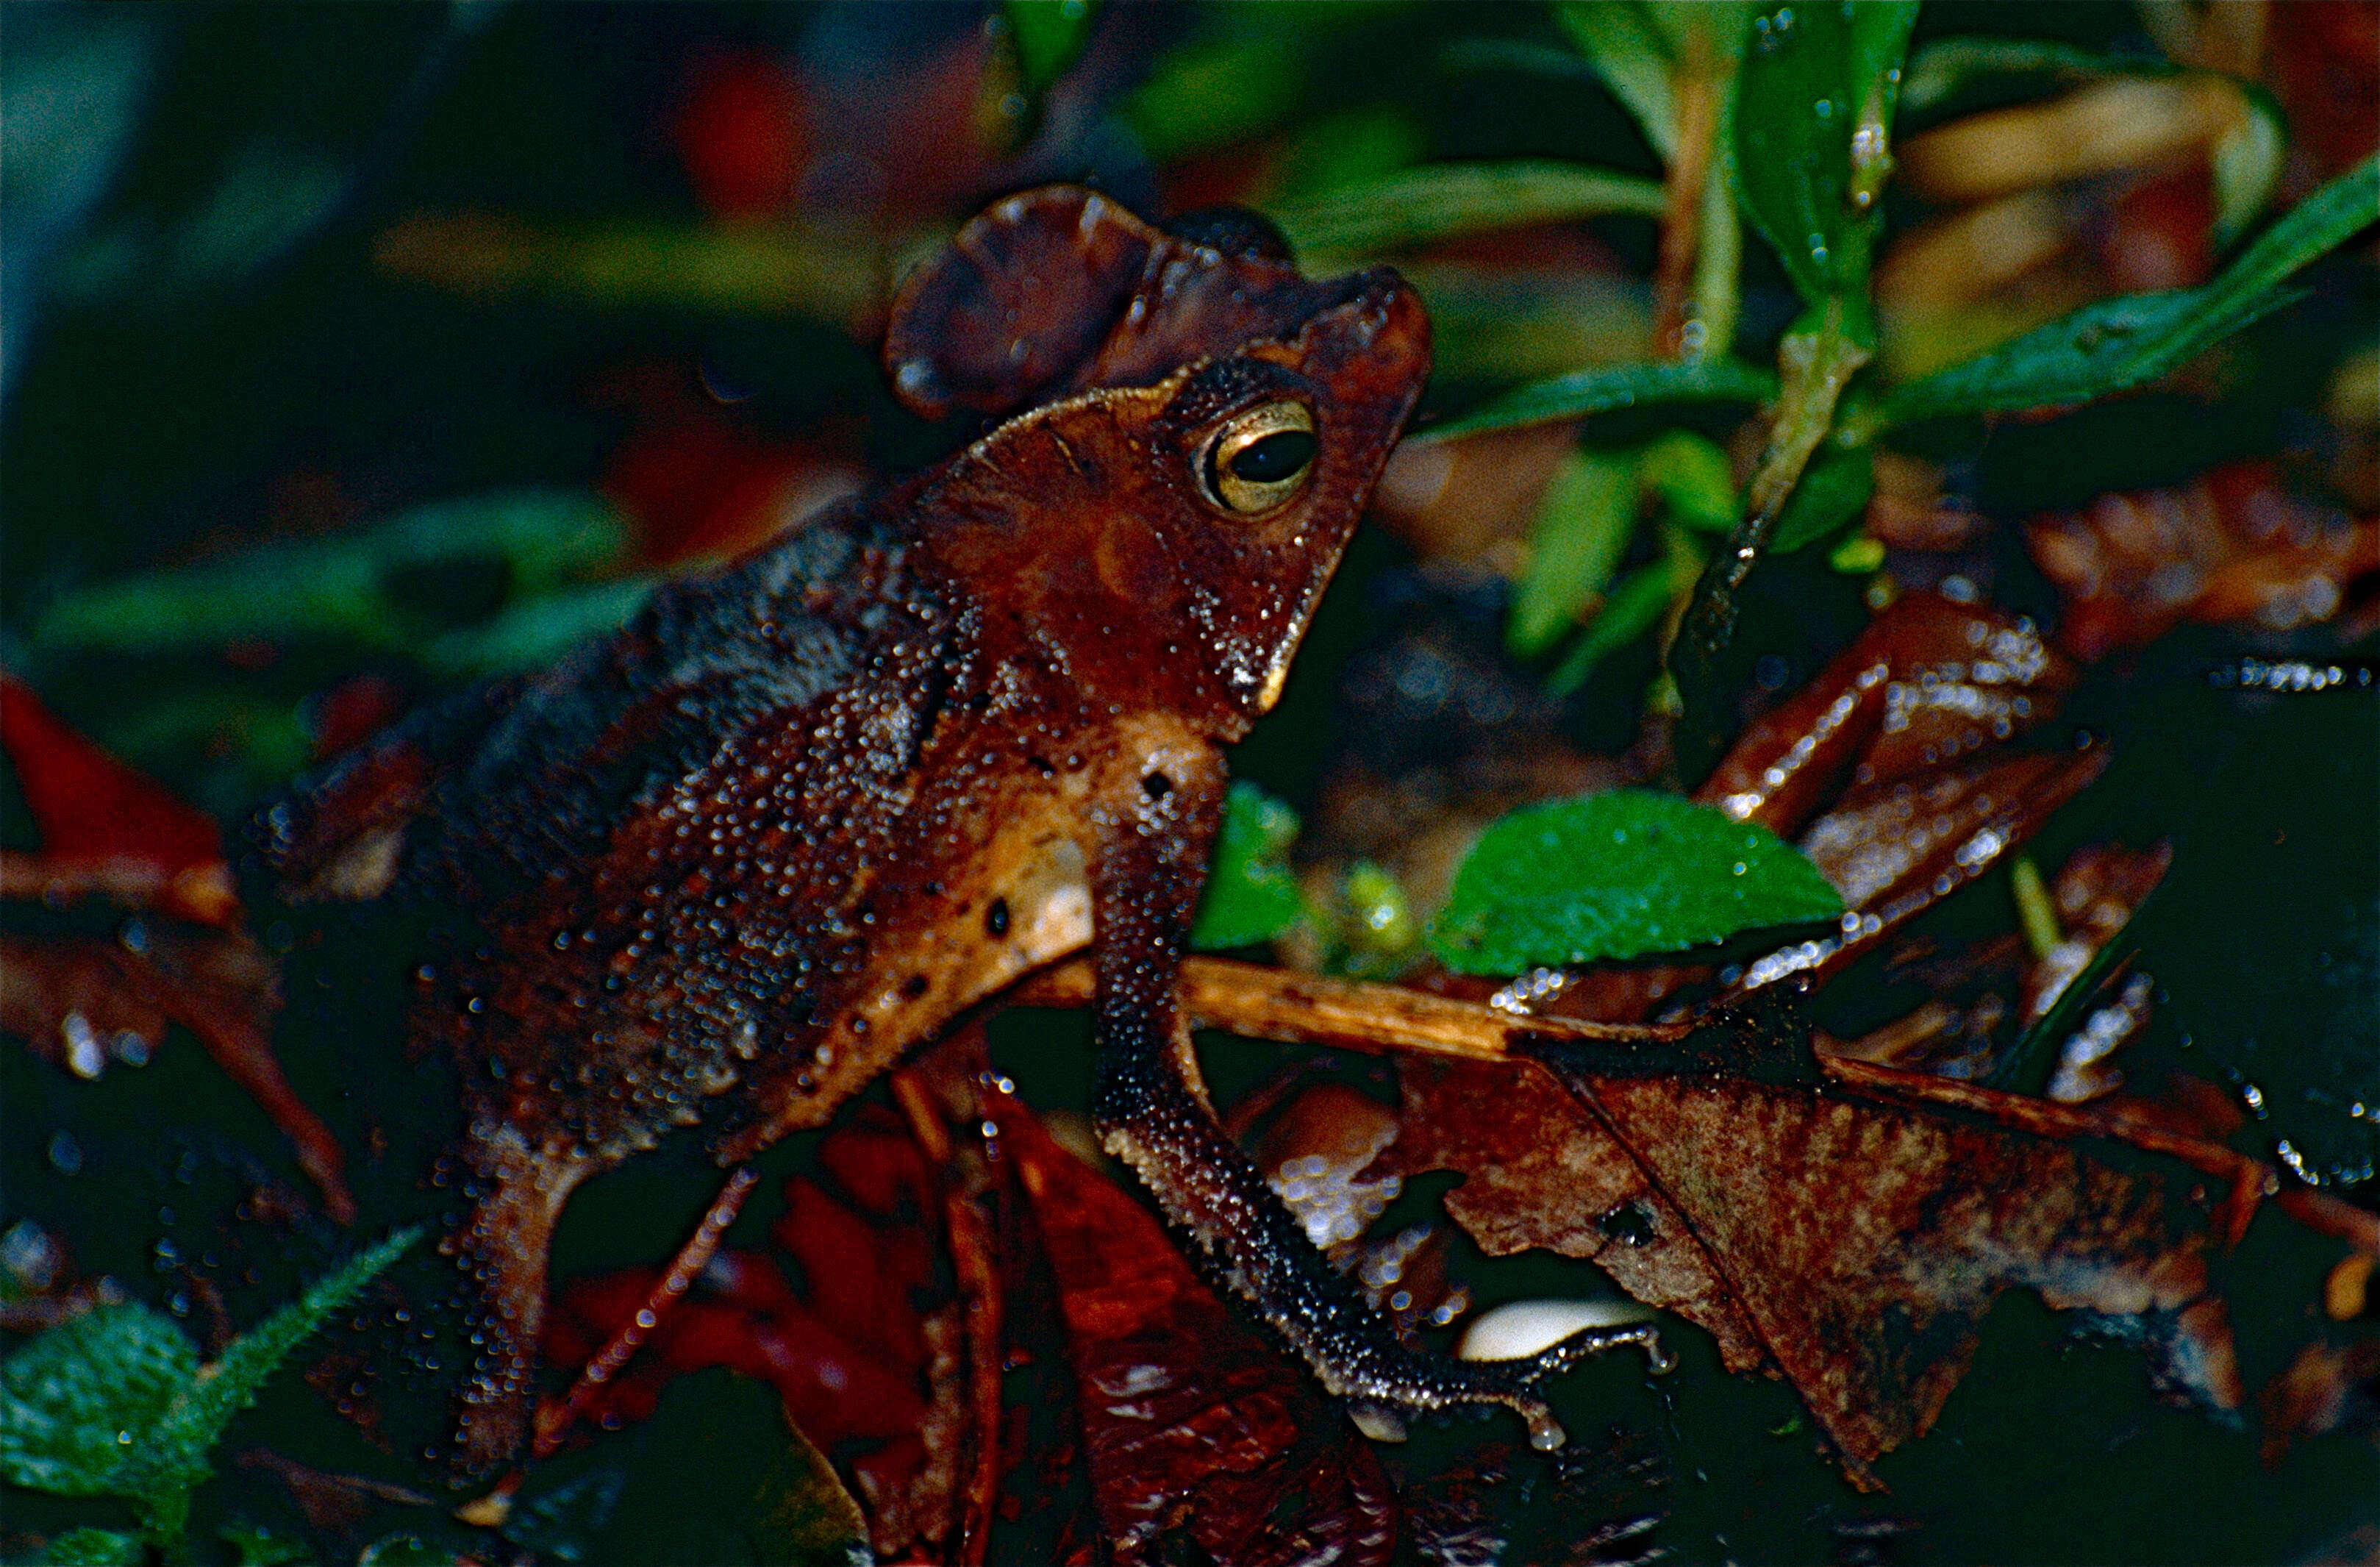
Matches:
[[892, 1052, 1006, 1567], [529, 1163, 762, 1461], [1013, 954, 1691, 1061], [1014, 955, 2279, 1241]]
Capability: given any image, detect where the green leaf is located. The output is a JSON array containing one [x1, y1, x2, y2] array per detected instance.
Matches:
[[1268, 162, 1663, 263], [1545, 560, 1676, 696], [1, 1304, 196, 1497], [1003, 0, 1097, 97], [1770, 440, 1873, 551], [1429, 790, 1842, 974], [1509, 449, 1639, 657], [33, 490, 629, 657], [37, 1527, 145, 1567], [1555, 2, 1677, 159], [1190, 782, 1306, 951], [1426, 357, 1775, 440], [1881, 156, 2379, 426], [423, 577, 658, 680], [131, 1229, 419, 1510], [1639, 430, 1740, 532], [1734, 0, 1916, 309]]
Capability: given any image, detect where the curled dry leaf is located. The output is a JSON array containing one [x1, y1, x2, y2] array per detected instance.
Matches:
[[1382, 1045, 2243, 1491]]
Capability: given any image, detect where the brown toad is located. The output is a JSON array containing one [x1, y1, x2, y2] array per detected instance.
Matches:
[[257, 187, 1650, 1471]]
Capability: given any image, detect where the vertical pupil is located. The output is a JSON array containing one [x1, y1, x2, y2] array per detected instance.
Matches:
[[1229, 429, 1317, 485]]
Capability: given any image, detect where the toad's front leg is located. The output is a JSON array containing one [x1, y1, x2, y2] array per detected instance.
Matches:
[[1087, 740, 1665, 1449]]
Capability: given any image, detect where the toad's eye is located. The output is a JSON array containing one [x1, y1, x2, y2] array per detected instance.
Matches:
[[1201, 401, 1318, 516]]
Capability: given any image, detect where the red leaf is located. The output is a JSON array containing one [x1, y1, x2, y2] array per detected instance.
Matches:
[[991, 1088, 1399, 1567], [1, 677, 233, 923]]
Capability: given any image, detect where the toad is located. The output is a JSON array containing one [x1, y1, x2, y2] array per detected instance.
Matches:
[[254, 187, 1657, 1471]]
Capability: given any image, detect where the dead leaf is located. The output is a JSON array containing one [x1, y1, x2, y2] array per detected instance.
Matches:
[[1384, 1046, 2243, 1490], [990, 1082, 1399, 1567]]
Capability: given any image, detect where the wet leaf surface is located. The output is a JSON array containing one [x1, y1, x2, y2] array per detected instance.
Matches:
[[1431, 790, 1841, 973]]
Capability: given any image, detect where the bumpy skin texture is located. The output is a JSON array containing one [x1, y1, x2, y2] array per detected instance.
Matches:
[[256, 188, 1620, 1474]]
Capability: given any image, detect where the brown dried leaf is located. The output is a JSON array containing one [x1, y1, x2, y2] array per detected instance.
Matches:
[[1385, 1048, 2242, 1490]]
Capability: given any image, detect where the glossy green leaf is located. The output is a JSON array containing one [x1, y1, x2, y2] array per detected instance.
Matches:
[[0, 1305, 196, 1497], [1429, 789, 1842, 973], [1270, 162, 1663, 263], [1509, 449, 1639, 657], [1734, 0, 1915, 309], [1426, 357, 1775, 440], [1881, 154, 2379, 426], [1770, 440, 1873, 551], [1190, 782, 1306, 951]]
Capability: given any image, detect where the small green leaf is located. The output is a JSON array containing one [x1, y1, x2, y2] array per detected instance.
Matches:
[[1882, 155, 2379, 425], [1430, 790, 1841, 974], [1426, 358, 1776, 440], [1268, 162, 1664, 263], [1509, 449, 1639, 657], [1640, 430, 1740, 533], [37, 1527, 146, 1566], [1545, 560, 1676, 696], [1190, 782, 1305, 951], [1, 1304, 196, 1497], [133, 1228, 419, 1507], [1770, 440, 1873, 551]]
